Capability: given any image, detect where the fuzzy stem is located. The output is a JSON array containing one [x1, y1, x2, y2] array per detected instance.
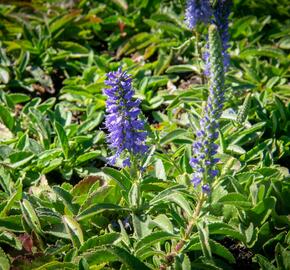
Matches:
[[160, 193, 205, 269]]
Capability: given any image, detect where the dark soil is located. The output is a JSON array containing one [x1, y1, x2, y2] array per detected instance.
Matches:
[[220, 238, 259, 270]]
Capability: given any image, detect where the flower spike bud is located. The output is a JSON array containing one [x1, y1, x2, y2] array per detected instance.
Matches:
[[213, 0, 232, 71]]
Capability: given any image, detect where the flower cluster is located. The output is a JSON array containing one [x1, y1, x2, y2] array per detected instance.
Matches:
[[103, 67, 147, 166], [190, 25, 225, 193], [185, 0, 212, 29]]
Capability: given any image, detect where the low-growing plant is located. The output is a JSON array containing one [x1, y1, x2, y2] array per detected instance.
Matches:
[[0, 0, 289, 269]]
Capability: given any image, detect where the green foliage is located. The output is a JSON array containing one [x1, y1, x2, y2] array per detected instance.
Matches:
[[0, 0, 289, 269]]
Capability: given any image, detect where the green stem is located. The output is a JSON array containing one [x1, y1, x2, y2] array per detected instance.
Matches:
[[160, 193, 206, 269]]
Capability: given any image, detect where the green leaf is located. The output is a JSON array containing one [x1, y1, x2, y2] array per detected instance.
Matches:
[[154, 159, 166, 180], [226, 145, 246, 155], [160, 129, 187, 145], [150, 214, 174, 233], [166, 193, 193, 217], [0, 215, 24, 232], [189, 238, 235, 264], [78, 258, 89, 270], [112, 0, 128, 10], [254, 254, 277, 270], [107, 245, 151, 269], [103, 167, 130, 191], [150, 185, 185, 206], [197, 222, 212, 260], [240, 47, 286, 59], [0, 231, 22, 250], [278, 36, 290, 49], [249, 197, 276, 225], [208, 222, 245, 241], [53, 186, 79, 215], [83, 245, 151, 269], [0, 67, 9, 84], [209, 239, 235, 263], [0, 182, 22, 217], [0, 247, 10, 270], [117, 32, 158, 57], [63, 215, 84, 248], [0, 104, 14, 131], [79, 233, 121, 253], [49, 12, 78, 36], [135, 231, 178, 255], [132, 214, 151, 239], [34, 261, 77, 270], [58, 41, 89, 54], [166, 64, 200, 74], [218, 193, 252, 209], [128, 182, 140, 208], [77, 204, 128, 221], [8, 93, 30, 104], [20, 199, 43, 235], [8, 151, 34, 168], [275, 243, 290, 270], [54, 121, 69, 159]]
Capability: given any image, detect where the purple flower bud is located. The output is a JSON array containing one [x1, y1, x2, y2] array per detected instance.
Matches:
[[209, 169, 219, 177], [202, 184, 211, 194], [192, 176, 202, 187]]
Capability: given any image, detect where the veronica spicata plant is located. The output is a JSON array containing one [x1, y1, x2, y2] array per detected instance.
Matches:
[[190, 24, 225, 194], [160, 24, 226, 269], [103, 67, 148, 167]]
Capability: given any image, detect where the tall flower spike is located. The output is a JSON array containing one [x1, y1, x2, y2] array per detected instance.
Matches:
[[185, 0, 212, 29], [204, 0, 231, 75], [103, 67, 148, 166], [190, 25, 225, 193]]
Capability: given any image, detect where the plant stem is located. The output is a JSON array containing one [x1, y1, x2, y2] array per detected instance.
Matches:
[[160, 193, 206, 269]]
